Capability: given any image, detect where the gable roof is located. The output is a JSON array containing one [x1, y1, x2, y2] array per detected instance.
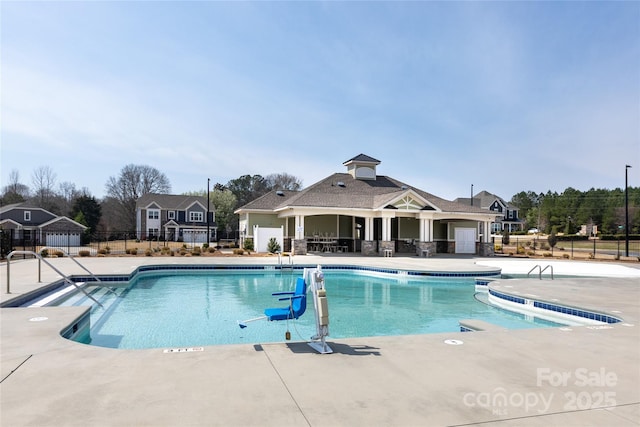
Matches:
[[454, 191, 516, 210], [136, 194, 214, 211]]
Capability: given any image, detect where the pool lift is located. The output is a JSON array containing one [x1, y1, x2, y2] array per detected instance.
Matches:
[[237, 264, 332, 354]]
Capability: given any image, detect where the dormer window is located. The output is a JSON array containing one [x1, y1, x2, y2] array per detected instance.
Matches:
[[24, 211, 31, 222]]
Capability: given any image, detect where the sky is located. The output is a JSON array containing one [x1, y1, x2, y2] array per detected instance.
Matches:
[[1, 1, 639, 202]]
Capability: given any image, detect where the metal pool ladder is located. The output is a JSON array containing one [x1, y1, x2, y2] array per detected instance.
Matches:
[[527, 264, 554, 280], [5, 249, 116, 307]]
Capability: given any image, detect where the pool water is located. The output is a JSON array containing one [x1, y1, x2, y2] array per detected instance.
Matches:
[[67, 271, 560, 349]]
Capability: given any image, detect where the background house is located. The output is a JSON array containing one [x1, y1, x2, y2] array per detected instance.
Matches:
[[136, 194, 216, 244], [0, 203, 87, 248], [454, 191, 524, 234]]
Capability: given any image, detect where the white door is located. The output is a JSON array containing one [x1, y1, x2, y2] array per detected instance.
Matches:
[[455, 228, 476, 254]]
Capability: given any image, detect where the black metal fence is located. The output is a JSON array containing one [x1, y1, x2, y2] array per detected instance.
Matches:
[[498, 235, 640, 260], [0, 230, 216, 258]]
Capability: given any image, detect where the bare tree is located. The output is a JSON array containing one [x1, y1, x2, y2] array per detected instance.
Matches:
[[31, 165, 57, 210], [265, 173, 303, 191], [1, 169, 30, 204], [104, 164, 171, 230], [57, 181, 80, 216]]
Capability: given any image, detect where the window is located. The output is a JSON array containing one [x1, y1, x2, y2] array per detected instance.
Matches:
[[168, 211, 175, 220], [148, 210, 159, 220], [148, 228, 159, 238], [24, 211, 31, 221], [189, 211, 203, 222]]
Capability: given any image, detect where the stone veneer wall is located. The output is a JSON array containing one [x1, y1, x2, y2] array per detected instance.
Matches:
[[477, 242, 495, 256], [378, 240, 394, 256], [292, 239, 307, 255], [415, 241, 436, 256], [361, 240, 377, 256]]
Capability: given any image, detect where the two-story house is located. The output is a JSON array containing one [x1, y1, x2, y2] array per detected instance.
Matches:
[[135, 194, 216, 244], [0, 203, 87, 247], [454, 191, 524, 234]]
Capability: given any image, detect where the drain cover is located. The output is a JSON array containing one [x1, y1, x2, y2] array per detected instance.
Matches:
[[29, 317, 48, 322], [444, 339, 464, 345]]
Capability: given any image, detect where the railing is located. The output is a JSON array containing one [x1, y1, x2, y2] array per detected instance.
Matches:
[[278, 251, 293, 268], [37, 247, 115, 294], [6, 250, 108, 307], [527, 264, 554, 280]]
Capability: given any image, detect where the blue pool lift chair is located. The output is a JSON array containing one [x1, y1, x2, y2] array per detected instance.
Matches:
[[264, 277, 307, 321]]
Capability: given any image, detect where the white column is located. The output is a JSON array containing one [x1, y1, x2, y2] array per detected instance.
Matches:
[[366, 217, 374, 240], [295, 215, 305, 239], [427, 219, 433, 241], [382, 217, 392, 241]]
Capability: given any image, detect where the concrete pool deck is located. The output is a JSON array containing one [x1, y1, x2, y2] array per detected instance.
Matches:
[[1, 255, 639, 426]]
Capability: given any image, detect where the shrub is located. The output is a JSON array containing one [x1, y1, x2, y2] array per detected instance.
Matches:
[[208, 246, 216, 253], [494, 245, 502, 252], [127, 248, 138, 255], [562, 253, 570, 259], [98, 249, 108, 255], [53, 250, 65, 257], [527, 251, 535, 256], [233, 248, 245, 255], [105, 246, 111, 253], [588, 253, 595, 259], [203, 243, 209, 249], [267, 238, 281, 254], [145, 249, 152, 256], [78, 250, 91, 257], [543, 252, 552, 257], [40, 249, 49, 258], [244, 238, 254, 251], [516, 246, 525, 255]]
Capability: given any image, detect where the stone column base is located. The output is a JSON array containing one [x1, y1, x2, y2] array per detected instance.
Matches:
[[415, 241, 436, 257], [292, 239, 307, 256], [379, 240, 394, 256], [477, 242, 495, 256], [361, 240, 377, 256]]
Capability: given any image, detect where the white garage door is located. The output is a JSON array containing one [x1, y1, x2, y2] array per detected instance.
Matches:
[[455, 228, 476, 254], [183, 230, 207, 244], [46, 232, 81, 247]]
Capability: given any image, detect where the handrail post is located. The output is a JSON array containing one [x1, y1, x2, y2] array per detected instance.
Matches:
[[6, 255, 10, 294]]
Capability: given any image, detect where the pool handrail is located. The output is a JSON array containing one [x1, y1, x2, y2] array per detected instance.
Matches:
[[38, 247, 115, 294], [527, 264, 554, 280], [6, 250, 105, 307]]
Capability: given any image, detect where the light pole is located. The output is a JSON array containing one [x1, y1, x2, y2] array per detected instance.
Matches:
[[625, 165, 632, 257], [207, 178, 210, 246]]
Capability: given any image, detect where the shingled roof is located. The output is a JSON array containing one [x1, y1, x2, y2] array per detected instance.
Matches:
[[239, 172, 489, 214], [136, 193, 214, 211]]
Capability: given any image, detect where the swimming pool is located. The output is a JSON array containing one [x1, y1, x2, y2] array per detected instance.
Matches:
[[56, 268, 561, 349]]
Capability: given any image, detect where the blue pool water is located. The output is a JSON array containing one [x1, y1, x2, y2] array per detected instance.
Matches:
[[65, 270, 560, 349]]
